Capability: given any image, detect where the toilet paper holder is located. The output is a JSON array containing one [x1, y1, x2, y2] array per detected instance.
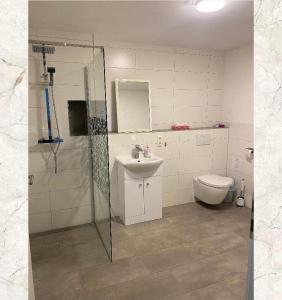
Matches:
[[245, 147, 254, 154], [245, 147, 254, 161]]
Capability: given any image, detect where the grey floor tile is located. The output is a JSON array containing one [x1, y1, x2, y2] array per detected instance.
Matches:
[[35, 288, 81, 300], [139, 245, 203, 273], [123, 218, 171, 238], [79, 257, 151, 290], [187, 231, 247, 257], [163, 202, 211, 218], [80, 271, 185, 300], [32, 239, 109, 280], [34, 272, 81, 300], [31, 202, 251, 300], [112, 238, 136, 260], [170, 280, 242, 300], [167, 222, 212, 243], [165, 211, 214, 227], [171, 247, 248, 294]]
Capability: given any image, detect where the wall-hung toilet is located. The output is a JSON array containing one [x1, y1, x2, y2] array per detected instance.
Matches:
[[193, 174, 234, 205]]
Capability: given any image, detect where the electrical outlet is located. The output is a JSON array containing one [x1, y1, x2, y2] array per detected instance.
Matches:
[[157, 135, 163, 147]]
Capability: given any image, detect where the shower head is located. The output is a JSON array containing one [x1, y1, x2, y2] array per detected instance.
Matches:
[[32, 44, 55, 54]]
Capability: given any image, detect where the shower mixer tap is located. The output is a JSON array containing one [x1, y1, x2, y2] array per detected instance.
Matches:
[[47, 67, 55, 86]]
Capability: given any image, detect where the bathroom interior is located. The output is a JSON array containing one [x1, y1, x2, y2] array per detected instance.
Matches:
[[28, 1, 254, 299]]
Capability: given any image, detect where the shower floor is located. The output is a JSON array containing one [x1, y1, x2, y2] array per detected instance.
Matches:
[[30, 202, 251, 299]]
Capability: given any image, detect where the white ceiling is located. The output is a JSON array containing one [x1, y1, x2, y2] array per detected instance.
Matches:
[[29, 1, 253, 50]]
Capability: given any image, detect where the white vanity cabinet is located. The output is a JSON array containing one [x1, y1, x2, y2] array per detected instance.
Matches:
[[117, 164, 162, 225]]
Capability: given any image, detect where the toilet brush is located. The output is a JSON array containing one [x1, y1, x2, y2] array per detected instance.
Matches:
[[236, 179, 245, 207]]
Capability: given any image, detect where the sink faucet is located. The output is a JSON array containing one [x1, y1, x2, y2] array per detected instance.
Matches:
[[132, 144, 143, 159]]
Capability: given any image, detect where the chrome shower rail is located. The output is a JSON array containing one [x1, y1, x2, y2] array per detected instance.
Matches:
[[28, 39, 102, 49]]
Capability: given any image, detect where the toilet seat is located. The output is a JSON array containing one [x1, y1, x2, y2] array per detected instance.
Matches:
[[198, 174, 233, 188]]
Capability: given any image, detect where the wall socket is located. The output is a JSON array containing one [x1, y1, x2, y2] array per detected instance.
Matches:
[[157, 135, 163, 147]]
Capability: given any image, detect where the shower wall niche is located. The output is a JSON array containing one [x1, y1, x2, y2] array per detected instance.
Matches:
[[68, 100, 88, 136]]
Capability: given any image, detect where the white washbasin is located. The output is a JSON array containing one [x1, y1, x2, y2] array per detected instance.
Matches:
[[116, 155, 164, 173]]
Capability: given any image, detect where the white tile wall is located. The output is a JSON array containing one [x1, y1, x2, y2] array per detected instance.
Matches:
[[105, 48, 136, 69], [108, 128, 228, 211], [136, 50, 174, 70], [29, 33, 92, 233], [50, 186, 90, 211], [151, 89, 174, 107], [29, 192, 50, 214], [29, 212, 52, 234], [51, 205, 92, 230], [104, 45, 224, 131], [28, 30, 248, 233], [174, 53, 209, 72], [226, 123, 253, 208], [223, 46, 253, 208]]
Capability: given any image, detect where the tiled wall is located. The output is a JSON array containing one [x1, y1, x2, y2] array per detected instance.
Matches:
[[109, 128, 228, 215], [104, 42, 227, 212], [28, 34, 93, 233], [226, 123, 253, 208], [105, 46, 224, 132], [28, 29, 226, 233], [28, 29, 251, 233], [223, 45, 254, 208]]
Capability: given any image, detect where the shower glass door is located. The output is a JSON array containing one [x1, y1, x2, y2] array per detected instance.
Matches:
[[86, 46, 112, 259]]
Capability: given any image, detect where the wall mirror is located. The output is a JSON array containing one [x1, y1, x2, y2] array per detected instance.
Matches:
[[115, 79, 152, 133]]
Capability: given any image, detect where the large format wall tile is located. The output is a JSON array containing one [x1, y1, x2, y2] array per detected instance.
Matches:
[[51, 205, 92, 229], [174, 53, 209, 72], [108, 128, 228, 209], [105, 47, 136, 69], [29, 192, 50, 215], [28, 38, 93, 233], [104, 44, 224, 131], [29, 212, 52, 234], [28, 32, 227, 233], [136, 50, 174, 70]]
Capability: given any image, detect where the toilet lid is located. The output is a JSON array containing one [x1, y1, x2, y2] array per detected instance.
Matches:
[[198, 174, 233, 188]]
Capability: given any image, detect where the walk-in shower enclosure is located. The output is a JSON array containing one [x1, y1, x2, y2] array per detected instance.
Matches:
[[28, 40, 112, 259]]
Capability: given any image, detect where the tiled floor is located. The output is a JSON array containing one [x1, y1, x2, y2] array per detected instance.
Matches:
[[30, 202, 251, 300]]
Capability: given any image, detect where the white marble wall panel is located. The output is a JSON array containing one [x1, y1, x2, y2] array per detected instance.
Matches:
[[254, 0, 282, 297]]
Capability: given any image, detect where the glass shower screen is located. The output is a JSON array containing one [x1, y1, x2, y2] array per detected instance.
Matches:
[[86, 47, 112, 260]]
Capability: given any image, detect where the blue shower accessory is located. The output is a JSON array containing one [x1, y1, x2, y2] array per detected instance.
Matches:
[[33, 44, 63, 174], [45, 86, 52, 140], [37, 71, 63, 144], [38, 86, 63, 144], [32, 44, 63, 145]]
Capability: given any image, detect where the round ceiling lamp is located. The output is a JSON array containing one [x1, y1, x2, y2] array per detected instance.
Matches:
[[196, 0, 226, 13]]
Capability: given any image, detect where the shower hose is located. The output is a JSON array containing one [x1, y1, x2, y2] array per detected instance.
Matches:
[[49, 85, 61, 174]]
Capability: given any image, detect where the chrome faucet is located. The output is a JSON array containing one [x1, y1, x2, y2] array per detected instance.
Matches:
[[132, 144, 143, 159]]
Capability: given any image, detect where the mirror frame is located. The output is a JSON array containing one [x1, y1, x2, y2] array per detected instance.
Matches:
[[115, 79, 152, 133]]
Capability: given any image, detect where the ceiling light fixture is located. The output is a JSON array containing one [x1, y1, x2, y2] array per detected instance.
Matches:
[[196, 0, 226, 13]]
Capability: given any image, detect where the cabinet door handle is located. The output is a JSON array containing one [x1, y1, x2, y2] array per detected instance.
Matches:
[[146, 182, 150, 187], [139, 183, 142, 188]]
